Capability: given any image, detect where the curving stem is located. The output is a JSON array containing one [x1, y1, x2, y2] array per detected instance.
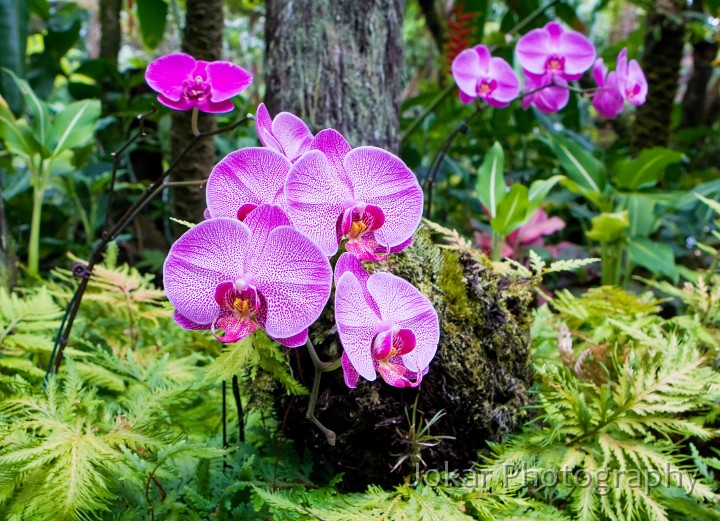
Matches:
[[304, 338, 341, 445]]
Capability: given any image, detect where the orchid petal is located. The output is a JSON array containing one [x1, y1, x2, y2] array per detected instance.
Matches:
[[195, 99, 236, 114], [342, 352, 360, 388], [451, 48, 484, 96], [243, 204, 293, 272], [145, 53, 196, 101], [156, 94, 195, 111], [515, 28, 551, 75], [164, 218, 250, 325], [272, 112, 314, 162], [558, 31, 596, 76], [310, 129, 354, 190], [271, 328, 309, 348], [173, 310, 210, 331], [207, 147, 291, 218], [335, 271, 381, 381], [285, 150, 351, 256], [213, 311, 257, 343], [206, 61, 253, 102], [343, 147, 423, 248], [253, 226, 332, 339], [487, 58, 520, 102], [366, 272, 439, 373]]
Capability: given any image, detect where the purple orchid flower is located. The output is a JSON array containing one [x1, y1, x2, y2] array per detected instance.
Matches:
[[145, 53, 252, 113], [592, 58, 624, 119], [516, 22, 596, 82], [616, 48, 648, 106], [521, 72, 570, 113], [334, 254, 439, 388], [285, 129, 423, 260], [451, 45, 520, 107], [256, 103, 313, 162], [206, 147, 291, 220], [164, 204, 331, 347]]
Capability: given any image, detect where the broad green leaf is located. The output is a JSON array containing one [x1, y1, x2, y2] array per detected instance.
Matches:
[[551, 135, 606, 193], [0, 115, 43, 159], [560, 177, 608, 210], [628, 239, 678, 281], [695, 193, 720, 217], [614, 147, 684, 190], [619, 194, 657, 238], [51, 99, 101, 155], [137, 0, 168, 49], [2, 69, 49, 150], [528, 175, 565, 204], [492, 184, 530, 236], [585, 211, 629, 243], [475, 141, 506, 218]]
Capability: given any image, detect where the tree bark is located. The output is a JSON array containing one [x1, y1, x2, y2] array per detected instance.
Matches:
[[680, 0, 717, 129], [99, 0, 122, 65], [630, 0, 685, 153], [264, 0, 405, 153], [170, 0, 224, 232]]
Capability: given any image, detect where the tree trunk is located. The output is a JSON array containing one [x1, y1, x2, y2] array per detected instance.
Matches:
[[630, 0, 685, 153], [264, 0, 405, 153], [99, 0, 122, 65], [170, 0, 224, 232], [680, 0, 717, 129]]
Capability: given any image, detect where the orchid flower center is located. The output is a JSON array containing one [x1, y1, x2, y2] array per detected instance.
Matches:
[[476, 79, 497, 98], [214, 279, 259, 322], [545, 55, 565, 74], [342, 203, 386, 242], [372, 327, 417, 363], [182, 75, 212, 102]]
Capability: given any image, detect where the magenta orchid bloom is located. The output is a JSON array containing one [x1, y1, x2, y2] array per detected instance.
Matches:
[[145, 53, 252, 113], [476, 208, 565, 258], [334, 254, 439, 388], [256, 103, 313, 162], [521, 73, 570, 113], [451, 45, 520, 107], [206, 148, 291, 220], [516, 22, 596, 82], [592, 58, 624, 119], [285, 129, 423, 260], [164, 205, 331, 347], [616, 48, 648, 106]]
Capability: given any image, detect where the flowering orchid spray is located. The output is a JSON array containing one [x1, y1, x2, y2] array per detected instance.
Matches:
[[334, 254, 439, 388], [145, 53, 252, 113], [285, 129, 423, 260], [592, 48, 648, 119], [451, 45, 519, 106], [164, 204, 332, 347]]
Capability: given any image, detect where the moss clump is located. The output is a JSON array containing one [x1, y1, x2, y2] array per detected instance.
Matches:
[[276, 227, 537, 490]]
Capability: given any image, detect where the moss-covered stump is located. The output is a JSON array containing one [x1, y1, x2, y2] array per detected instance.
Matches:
[[276, 228, 536, 490]]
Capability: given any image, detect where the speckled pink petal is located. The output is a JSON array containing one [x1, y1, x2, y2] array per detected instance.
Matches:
[[173, 310, 210, 331], [243, 204, 293, 273], [394, 328, 417, 356], [372, 330, 394, 359], [377, 357, 422, 388], [207, 147, 291, 218], [451, 48, 484, 96], [212, 310, 257, 343], [342, 352, 360, 388], [206, 60, 253, 102], [164, 218, 250, 325], [270, 328, 308, 348], [310, 129, 354, 190], [343, 147, 423, 249], [285, 149, 352, 256], [256, 103, 284, 154], [145, 53, 196, 101], [237, 203, 258, 221], [366, 272, 439, 373], [335, 271, 382, 381], [253, 226, 332, 339], [516, 28, 551, 75], [272, 112, 314, 162]]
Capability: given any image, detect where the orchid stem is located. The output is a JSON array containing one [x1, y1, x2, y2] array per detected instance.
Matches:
[[305, 338, 339, 446], [191, 107, 200, 136]]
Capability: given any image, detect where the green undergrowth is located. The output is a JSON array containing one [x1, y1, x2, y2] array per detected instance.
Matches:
[[0, 244, 718, 520]]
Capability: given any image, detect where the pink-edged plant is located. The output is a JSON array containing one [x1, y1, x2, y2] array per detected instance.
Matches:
[[334, 254, 439, 388], [285, 129, 423, 260], [164, 204, 332, 347], [145, 53, 252, 113], [476, 208, 566, 259]]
